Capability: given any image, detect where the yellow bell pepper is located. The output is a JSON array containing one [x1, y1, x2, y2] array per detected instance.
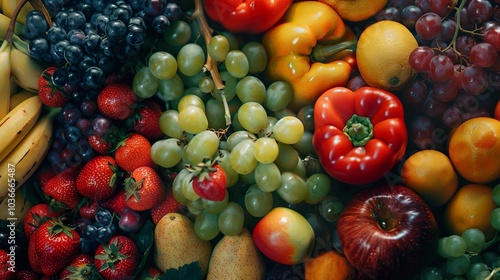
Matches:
[[262, 1, 356, 111]]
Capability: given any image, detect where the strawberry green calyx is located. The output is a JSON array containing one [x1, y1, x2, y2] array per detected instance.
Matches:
[[95, 238, 129, 272], [47, 219, 75, 238], [124, 177, 145, 202], [186, 157, 219, 182]]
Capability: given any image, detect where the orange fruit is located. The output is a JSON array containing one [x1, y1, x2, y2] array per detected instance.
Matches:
[[318, 0, 388, 22], [444, 184, 496, 240], [448, 117, 500, 184], [305, 250, 356, 280], [400, 150, 458, 207], [356, 20, 418, 91]]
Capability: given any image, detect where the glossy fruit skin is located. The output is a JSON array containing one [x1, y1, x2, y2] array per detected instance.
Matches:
[[114, 133, 157, 172], [97, 83, 137, 120], [312, 87, 407, 186], [128, 102, 164, 140], [125, 166, 166, 211], [59, 253, 93, 279], [337, 184, 439, 280], [203, 0, 293, 34], [42, 166, 82, 211], [150, 187, 182, 225], [37, 67, 69, 108], [23, 203, 60, 239], [252, 207, 315, 265], [191, 163, 227, 201], [76, 155, 119, 201], [0, 249, 16, 279], [94, 235, 138, 280]]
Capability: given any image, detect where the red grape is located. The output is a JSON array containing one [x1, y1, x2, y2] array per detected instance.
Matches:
[[455, 35, 475, 57], [400, 79, 429, 105], [430, 0, 453, 17], [410, 115, 442, 150], [409, 46, 435, 72], [415, 12, 443, 40], [484, 26, 500, 51], [428, 54, 454, 82], [415, 0, 432, 13], [442, 106, 463, 128], [432, 79, 459, 102], [469, 42, 498, 68], [461, 64, 489, 95], [421, 94, 448, 118], [437, 19, 456, 43], [401, 5, 424, 29], [346, 75, 368, 91], [456, 6, 474, 30], [467, 0, 493, 24], [375, 7, 401, 22]]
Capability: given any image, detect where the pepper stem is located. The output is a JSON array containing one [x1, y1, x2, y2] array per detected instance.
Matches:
[[343, 114, 373, 146], [311, 39, 357, 63]]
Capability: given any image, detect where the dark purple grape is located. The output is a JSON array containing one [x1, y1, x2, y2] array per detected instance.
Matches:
[[97, 54, 116, 73], [28, 38, 50, 62], [68, 29, 86, 46], [105, 19, 127, 41], [92, 0, 106, 11], [455, 36, 475, 57], [410, 115, 441, 150], [110, 6, 131, 23], [65, 11, 87, 31], [401, 5, 423, 30], [126, 24, 146, 45], [75, 217, 93, 234], [47, 26, 67, 44], [63, 125, 82, 143], [144, 0, 166, 16], [119, 207, 145, 233], [400, 79, 428, 105], [76, 118, 92, 133], [442, 106, 463, 128], [61, 104, 82, 125], [92, 117, 112, 136], [64, 45, 84, 65], [60, 147, 82, 167], [95, 14, 109, 35], [100, 37, 119, 57], [77, 138, 96, 162], [95, 208, 113, 226], [432, 79, 458, 102], [415, 0, 432, 13], [128, 16, 146, 29], [95, 226, 113, 244], [421, 94, 448, 118], [437, 19, 456, 43], [43, 0, 63, 16], [152, 14, 170, 33], [83, 66, 106, 89], [124, 43, 140, 57], [24, 10, 50, 39], [375, 7, 401, 22], [461, 64, 489, 95], [82, 33, 102, 53], [80, 99, 97, 116], [79, 55, 97, 70], [163, 2, 182, 21], [80, 238, 96, 254]]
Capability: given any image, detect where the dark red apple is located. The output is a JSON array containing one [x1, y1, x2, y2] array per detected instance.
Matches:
[[336, 184, 439, 279]]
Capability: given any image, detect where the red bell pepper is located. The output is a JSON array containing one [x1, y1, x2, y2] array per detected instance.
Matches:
[[312, 87, 408, 186], [202, 0, 293, 34]]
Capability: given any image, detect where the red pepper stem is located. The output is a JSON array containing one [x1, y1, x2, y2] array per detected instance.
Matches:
[[343, 114, 373, 147]]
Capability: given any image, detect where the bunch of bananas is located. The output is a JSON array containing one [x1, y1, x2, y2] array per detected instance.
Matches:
[[0, 0, 55, 208]]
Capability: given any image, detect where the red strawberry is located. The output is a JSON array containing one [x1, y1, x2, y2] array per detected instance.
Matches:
[[114, 133, 156, 172], [188, 158, 227, 201], [42, 167, 82, 212], [76, 155, 120, 201], [79, 200, 99, 220], [36, 165, 56, 189], [94, 235, 138, 280], [0, 249, 16, 279], [100, 188, 127, 216], [97, 83, 136, 120], [150, 187, 182, 224], [138, 266, 161, 279], [88, 134, 112, 155], [124, 166, 166, 211], [24, 203, 60, 239], [28, 219, 81, 276], [15, 270, 39, 280], [59, 253, 93, 280], [38, 67, 69, 108], [127, 103, 163, 140]]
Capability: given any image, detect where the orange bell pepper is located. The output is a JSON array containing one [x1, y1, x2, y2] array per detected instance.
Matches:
[[262, 1, 356, 111]]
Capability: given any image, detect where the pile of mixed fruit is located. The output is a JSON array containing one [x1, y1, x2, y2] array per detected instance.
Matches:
[[0, 0, 500, 279]]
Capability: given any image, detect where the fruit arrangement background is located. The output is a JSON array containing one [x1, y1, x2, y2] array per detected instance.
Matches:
[[0, 0, 499, 279]]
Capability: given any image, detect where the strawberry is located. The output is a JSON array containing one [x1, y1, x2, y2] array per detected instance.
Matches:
[[150, 187, 182, 224], [36, 165, 56, 189], [76, 155, 120, 201], [59, 253, 94, 280], [24, 203, 60, 239], [124, 166, 166, 211], [114, 133, 156, 172], [88, 134, 112, 155], [97, 83, 136, 120], [138, 266, 161, 280], [78, 200, 99, 220], [15, 270, 39, 280], [0, 249, 16, 279], [38, 67, 69, 108], [94, 235, 138, 280], [127, 102, 163, 140], [188, 158, 228, 201], [42, 167, 82, 212], [28, 219, 81, 276], [100, 188, 127, 216]]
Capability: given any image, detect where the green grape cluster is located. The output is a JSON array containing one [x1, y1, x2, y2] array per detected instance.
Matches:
[[136, 17, 341, 241]]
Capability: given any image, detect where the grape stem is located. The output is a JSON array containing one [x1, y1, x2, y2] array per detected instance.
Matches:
[[485, 267, 500, 280], [192, 0, 232, 131], [441, 0, 468, 59]]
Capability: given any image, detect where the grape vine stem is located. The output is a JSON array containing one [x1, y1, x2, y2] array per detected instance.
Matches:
[[192, 0, 232, 131]]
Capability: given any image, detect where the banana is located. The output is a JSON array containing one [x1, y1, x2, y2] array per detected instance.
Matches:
[[0, 186, 32, 226], [0, 12, 26, 38], [9, 90, 36, 110], [1, 0, 34, 25], [0, 108, 59, 198], [0, 39, 12, 120], [10, 46, 44, 92], [0, 95, 43, 162]]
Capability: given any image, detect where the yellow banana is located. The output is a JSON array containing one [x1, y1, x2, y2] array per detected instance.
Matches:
[[0, 186, 32, 226], [0, 95, 43, 162], [10, 46, 44, 92], [9, 90, 36, 110], [0, 108, 59, 198], [0, 39, 12, 120], [1, 0, 34, 25], [0, 12, 26, 38]]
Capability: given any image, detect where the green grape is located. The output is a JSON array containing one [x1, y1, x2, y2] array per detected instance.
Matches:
[[253, 137, 279, 164], [259, 116, 278, 138], [177, 43, 205, 76], [493, 184, 500, 206], [492, 256, 500, 268], [443, 235, 467, 258], [148, 51, 177, 81], [208, 34, 230, 62], [482, 252, 499, 267], [240, 170, 256, 185], [288, 159, 306, 179], [305, 173, 331, 204], [241, 41, 268, 74], [236, 76, 266, 104], [318, 195, 343, 222], [150, 138, 184, 168], [254, 162, 281, 192], [177, 93, 205, 112], [272, 116, 304, 145], [226, 130, 257, 151], [177, 105, 208, 134], [172, 169, 191, 205], [419, 266, 443, 280], [245, 184, 273, 217], [202, 190, 229, 214], [163, 20, 192, 47], [264, 81, 293, 112], [221, 31, 239, 50], [205, 99, 227, 130], [229, 139, 258, 175], [275, 142, 299, 171], [159, 110, 184, 139], [133, 66, 160, 98], [194, 210, 220, 241], [216, 149, 239, 187], [438, 237, 451, 258], [297, 104, 315, 132], [213, 71, 237, 102], [446, 255, 470, 276], [182, 177, 200, 202], [490, 208, 500, 230], [273, 108, 296, 120], [198, 76, 215, 93], [231, 112, 245, 132], [218, 202, 245, 236], [292, 131, 315, 158], [157, 74, 184, 101], [474, 271, 493, 280], [277, 172, 308, 204], [225, 50, 249, 79], [238, 102, 268, 134], [461, 228, 486, 253], [466, 262, 490, 280], [187, 198, 204, 215], [184, 130, 219, 165]]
